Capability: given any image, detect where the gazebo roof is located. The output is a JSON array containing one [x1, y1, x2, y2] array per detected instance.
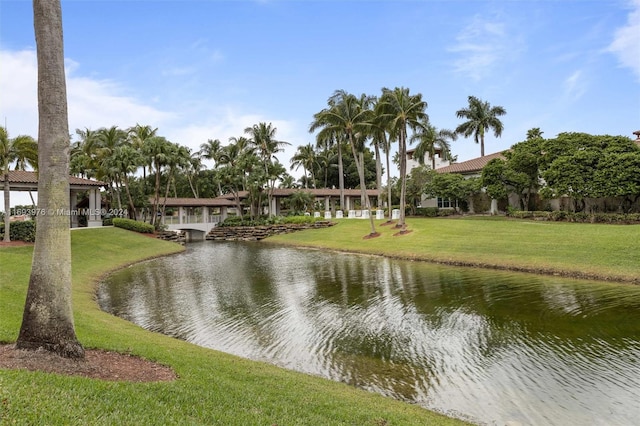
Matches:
[[0, 170, 105, 190]]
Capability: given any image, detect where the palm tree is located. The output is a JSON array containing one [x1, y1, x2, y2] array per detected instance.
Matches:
[[199, 138, 223, 195], [143, 135, 173, 226], [314, 128, 345, 206], [290, 143, 317, 188], [455, 95, 507, 157], [17, 0, 84, 358], [379, 87, 428, 231], [526, 128, 544, 140], [127, 123, 157, 186], [244, 122, 290, 217], [1, 127, 38, 241], [311, 90, 377, 236], [410, 121, 457, 170], [370, 97, 395, 215], [109, 144, 142, 220], [71, 127, 99, 179]]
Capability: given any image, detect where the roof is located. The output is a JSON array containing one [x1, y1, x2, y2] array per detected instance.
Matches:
[[150, 197, 237, 207], [216, 188, 379, 200], [0, 170, 106, 187], [435, 151, 506, 174]]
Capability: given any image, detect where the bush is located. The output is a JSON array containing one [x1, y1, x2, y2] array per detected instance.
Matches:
[[414, 207, 439, 217], [0, 220, 36, 242], [218, 215, 324, 227], [112, 218, 155, 234]]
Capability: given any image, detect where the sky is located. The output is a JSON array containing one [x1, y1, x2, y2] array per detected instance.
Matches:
[[1, 0, 639, 208]]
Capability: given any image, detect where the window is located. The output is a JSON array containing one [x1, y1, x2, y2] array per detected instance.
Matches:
[[437, 197, 453, 209]]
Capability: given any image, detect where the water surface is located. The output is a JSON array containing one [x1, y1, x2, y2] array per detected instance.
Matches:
[[98, 241, 640, 425]]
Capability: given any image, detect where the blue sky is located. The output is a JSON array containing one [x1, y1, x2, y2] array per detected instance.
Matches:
[[1, 0, 639, 206]]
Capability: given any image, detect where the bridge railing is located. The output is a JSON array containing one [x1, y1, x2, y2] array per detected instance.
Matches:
[[162, 215, 221, 225]]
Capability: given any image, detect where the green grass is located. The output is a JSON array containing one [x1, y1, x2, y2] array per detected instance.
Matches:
[[267, 216, 640, 283], [0, 227, 465, 425]]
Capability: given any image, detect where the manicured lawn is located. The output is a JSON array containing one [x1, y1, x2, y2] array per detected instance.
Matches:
[[267, 216, 640, 283], [0, 227, 465, 425]]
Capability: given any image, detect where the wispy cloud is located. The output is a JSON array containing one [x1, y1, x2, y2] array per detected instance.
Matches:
[[449, 15, 516, 81], [563, 70, 586, 101], [608, 0, 640, 80]]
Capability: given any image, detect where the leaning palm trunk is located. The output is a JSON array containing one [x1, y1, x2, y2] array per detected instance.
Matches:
[[17, 0, 84, 358]]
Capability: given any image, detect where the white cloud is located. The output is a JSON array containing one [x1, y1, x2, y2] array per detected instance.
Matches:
[[449, 15, 515, 81], [608, 0, 640, 80], [0, 48, 308, 187], [0, 49, 173, 139]]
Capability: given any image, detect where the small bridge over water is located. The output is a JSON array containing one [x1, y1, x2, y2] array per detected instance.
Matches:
[[158, 197, 235, 241]]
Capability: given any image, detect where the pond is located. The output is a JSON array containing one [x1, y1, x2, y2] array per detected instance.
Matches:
[[97, 241, 640, 425]]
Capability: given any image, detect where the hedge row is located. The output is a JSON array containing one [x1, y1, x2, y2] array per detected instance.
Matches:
[[412, 207, 457, 217], [507, 210, 640, 224], [218, 215, 323, 227], [112, 218, 155, 233], [0, 221, 36, 242]]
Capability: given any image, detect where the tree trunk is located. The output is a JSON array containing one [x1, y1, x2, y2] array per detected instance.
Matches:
[[384, 134, 392, 221], [337, 141, 345, 210], [349, 137, 376, 236], [374, 140, 382, 208], [2, 167, 10, 242], [17, 0, 84, 358], [398, 128, 408, 231], [122, 174, 137, 220]]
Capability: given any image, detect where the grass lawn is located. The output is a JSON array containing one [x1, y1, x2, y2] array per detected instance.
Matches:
[[0, 227, 465, 425], [267, 216, 640, 283]]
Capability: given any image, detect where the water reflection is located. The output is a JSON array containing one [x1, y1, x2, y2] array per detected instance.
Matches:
[[98, 241, 640, 425]]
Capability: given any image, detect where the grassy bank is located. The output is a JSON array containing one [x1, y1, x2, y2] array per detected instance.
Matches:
[[0, 227, 464, 425], [267, 216, 640, 283]]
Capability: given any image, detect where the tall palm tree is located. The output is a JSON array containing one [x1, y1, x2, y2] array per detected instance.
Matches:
[[127, 123, 157, 184], [455, 95, 507, 157], [311, 90, 377, 236], [199, 138, 223, 195], [71, 127, 99, 179], [379, 87, 428, 231], [314, 128, 345, 205], [244, 122, 290, 217], [109, 144, 142, 219], [17, 0, 84, 358], [410, 121, 457, 170], [1, 127, 38, 242], [143, 135, 173, 226], [290, 143, 317, 188], [370, 97, 395, 214]]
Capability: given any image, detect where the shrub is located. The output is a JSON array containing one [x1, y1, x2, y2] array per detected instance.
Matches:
[[219, 215, 324, 227], [112, 218, 155, 234], [0, 220, 36, 242]]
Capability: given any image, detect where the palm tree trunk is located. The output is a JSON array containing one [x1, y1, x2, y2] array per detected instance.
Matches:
[[385, 134, 393, 221], [337, 141, 345, 209], [374, 140, 382, 208], [2, 168, 10, 242], [349, 137, 376, 236], [122, 174, 137, 220], [398, 128, 408, 230], [17, 0, 84, 358]]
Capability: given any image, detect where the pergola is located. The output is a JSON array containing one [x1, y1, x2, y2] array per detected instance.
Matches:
[[0, 170, 106, 227]]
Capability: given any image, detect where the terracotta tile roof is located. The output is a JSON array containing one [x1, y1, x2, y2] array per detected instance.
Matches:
[[0, 170, 105, 186], [217, 188, 380, 200], [435, 151, 507, 174], [149, 197, 237, 207], [270, 188, 380, 197]]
